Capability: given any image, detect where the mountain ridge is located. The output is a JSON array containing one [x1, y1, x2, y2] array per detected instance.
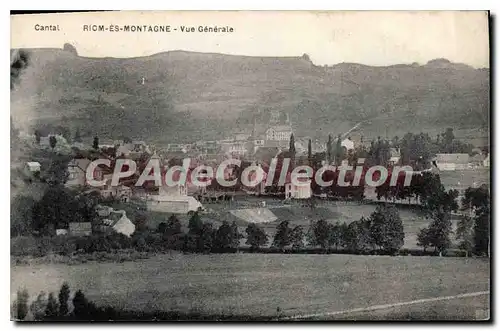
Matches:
[[10, 47, 490, 146]]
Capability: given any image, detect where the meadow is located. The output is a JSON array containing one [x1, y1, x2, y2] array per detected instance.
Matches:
[[11, 253, 489, 319]]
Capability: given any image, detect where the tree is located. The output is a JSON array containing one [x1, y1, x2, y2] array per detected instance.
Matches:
[[307, 219, 330, 250], [32, 187, 97, 235], [416, 173, 457, 255], [58, 282, 70, 316], [45, 292, 59, 319], [334, 134, 343, 165], [289, 134, 296, 168], [375, 180, 391, 201], [245, 223, 268, 250], [456, 215, 474, 257], [326, 135, 333, 164], [72, 290, 89, 318], [345, 218, 373, 252], [44, 155, 71, 186], [339, 222, 349, 248], [92, 136, 99, 150], [328, 222, 343, 250], [11, 195, 36, 236], [15, 289, 29, 320], [198, 222, 215, 253], [73, 128, 82, 143], [157, 222, 167, 234], [474, 211, 490, 256], [369, 205, 404, 253], [307, 139, 312, 163], [230, 221, 242, 249], [30, 291, 47, 320], [55, 126, 71, 142], [426, 213, 453, 255], [165, 215, 182, 236], [34, 129, 41, 144], [442, 128, 455, 153], [187, 212, 203, 236], [462, 185, 490, 256], [214, 221, 233, 252], [49, 135, 57, 150], [11, 49, 29, 89], [392, 136, 400, 148], [290, 225, 305, 250], [272, 220, 292, 251], [416, 227, 432, 252]]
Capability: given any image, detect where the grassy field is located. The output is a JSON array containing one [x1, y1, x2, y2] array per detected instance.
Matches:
[[439, 169, 490, 191], [11, 253, 490, 320]]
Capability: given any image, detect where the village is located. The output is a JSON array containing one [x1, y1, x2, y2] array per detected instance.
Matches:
[[13, 107, 490, 241]]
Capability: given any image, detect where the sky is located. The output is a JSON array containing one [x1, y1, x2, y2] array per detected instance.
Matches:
[[11, 11, 490, 67]]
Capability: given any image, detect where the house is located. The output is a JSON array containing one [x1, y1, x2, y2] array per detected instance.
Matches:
[[243, 162, 268, 195], [284, 173, 312, 199], [95, 205, 136, 237], [144, 172, 203, 214], [66, 158, 92, 187], [435, 153, 470, 171], [219, 140, 247, 156], [388, 148, 401, 165], [341, 137, 355, 151], [266, 125, 293, 141], [483, 154, 490, 168], [68, 222, 92, 236], [160, 183, 188, 197], [100, 184, 132, 202], [116, 144, 132, 157], [24, 161, 41, 176], [56, 229, 68, 236], [101, 210, 135, 237], [254, 139, 265, 147], [96, 205, 114, 217]]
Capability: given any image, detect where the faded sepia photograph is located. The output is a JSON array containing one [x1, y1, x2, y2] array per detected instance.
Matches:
[[10, 11, 490, 321]]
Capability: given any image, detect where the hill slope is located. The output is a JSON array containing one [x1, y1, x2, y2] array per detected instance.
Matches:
[[11, 48, 490, 144]]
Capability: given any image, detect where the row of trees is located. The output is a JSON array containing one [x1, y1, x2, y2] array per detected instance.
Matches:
[[415, 174, 490, 256], [13, 282, 275, 321], [305, 205, 404, 253], [13, 283, 114, 321], [363, 128, 474, 168], [13, 283, 71, 321], [160, 205, 405, 255], [375, 171, 440, 203], [311, 127, 474, 170]]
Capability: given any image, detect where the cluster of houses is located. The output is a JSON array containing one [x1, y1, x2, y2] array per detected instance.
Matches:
[[22, 114, 490, 234], [162, 111, 357, 161], [54, 205, 136, 237]]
